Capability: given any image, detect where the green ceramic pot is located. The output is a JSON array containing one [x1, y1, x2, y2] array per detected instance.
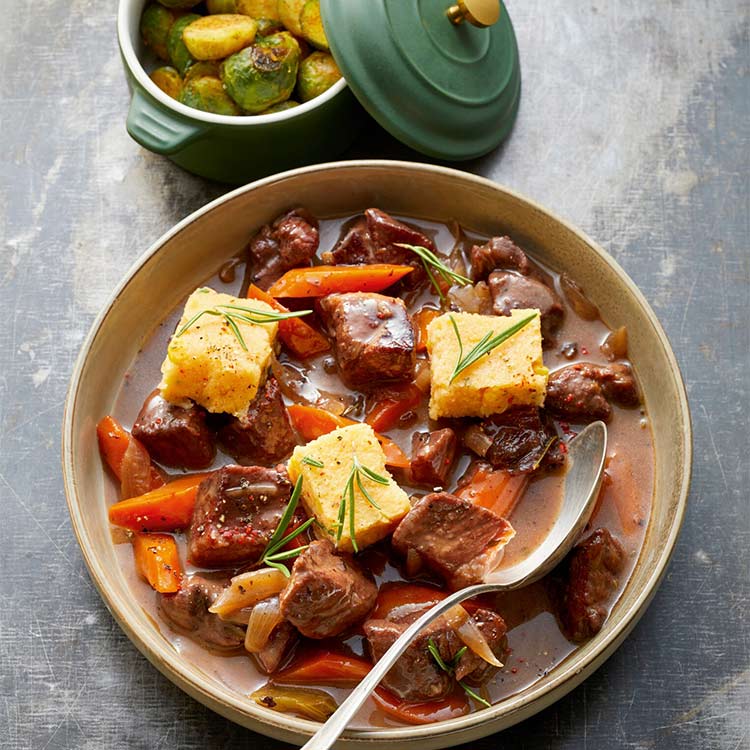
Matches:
[[118, 0, 363, 184]]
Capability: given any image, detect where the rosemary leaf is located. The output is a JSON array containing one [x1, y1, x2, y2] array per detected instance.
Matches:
[[459, 682, 491, 708], [301, 456, 324, 468], [224, 315, 247, 351], [395, 243, 471, 293], [427, 638, 452, 674], [261, 476, 303, 561], [449, 312, 538, 383]]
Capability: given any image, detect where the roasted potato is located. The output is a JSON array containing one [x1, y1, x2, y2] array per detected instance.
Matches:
[[299, 0, 328, 50], [277, 0, 305, 36], [179, 76, 242, 115], [236, 0, 282, 20], [141, 3, 177, 61], [221, 32, 300, 113], [150, 66, 183, 99], [183, 60, 222, 82], [183, 14, 258, 60], [167, 13, 201, 74], [296, 50, 340, 101]]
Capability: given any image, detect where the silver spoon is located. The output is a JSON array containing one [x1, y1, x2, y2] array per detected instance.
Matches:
[[300, 420, 607, 750]]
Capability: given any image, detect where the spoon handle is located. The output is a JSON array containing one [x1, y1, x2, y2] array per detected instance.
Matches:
[[299, 582, 508, 750]]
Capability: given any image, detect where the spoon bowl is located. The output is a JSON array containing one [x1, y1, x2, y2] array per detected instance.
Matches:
[[301, 420, 608, 750]]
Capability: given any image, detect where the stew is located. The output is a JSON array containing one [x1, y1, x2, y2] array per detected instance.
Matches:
[[102, 207, 653, 727]]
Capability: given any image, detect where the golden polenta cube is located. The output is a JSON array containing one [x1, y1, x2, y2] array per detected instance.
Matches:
[[159, 287, 278, 417], [427, 310, 548, 419], [288, 423, 411, 553]]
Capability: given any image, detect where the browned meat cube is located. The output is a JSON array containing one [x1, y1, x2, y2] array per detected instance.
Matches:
[[363, 605, 507, 702], [327, 209, 433, 283], [216, 377, 297, 465], [463, 406, 563, 474], [561, 528, 626, 642], [546, 363, 640, 423], [318, 292, 416, 388], [470, 236, 532, 281], [488, 271, 564, 342], [410, 428, 457, 487], [279, 540, 377, 638], [255, 620, 298, 674], [392, 493, 515, 590], [157, 575, 244, 653], [131, 390, 215, 470], [187, 465, 294, 567], [245, 208, 319, 290]]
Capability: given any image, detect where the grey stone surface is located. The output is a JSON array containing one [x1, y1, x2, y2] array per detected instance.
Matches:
[[1, 1, 748, 748]]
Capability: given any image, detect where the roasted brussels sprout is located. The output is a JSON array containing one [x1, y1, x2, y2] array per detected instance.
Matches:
[[277, 0, 305, 36], [157, 0, 201, 7], [299, 0, 328, 50], [141, 3, 176, 61], [261, 99, 300, 113], [183, 60, 222, 82], [179, 76, 242, 115], [236, 0, 282, 20], [221, 32, 300, 113], [183, 14, 258, 60], [255, 18, 285, 36], [167, 13, 201, 74], [150, 66, 183, 99], [296, 50, 340, 102], [206, 0, 237, 12]]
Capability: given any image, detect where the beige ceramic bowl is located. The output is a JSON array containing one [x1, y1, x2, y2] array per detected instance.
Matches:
[[62, 161, 691, 748]]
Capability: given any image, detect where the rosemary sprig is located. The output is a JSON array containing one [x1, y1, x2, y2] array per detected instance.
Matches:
[[177, 303, 312, 351], [395, 243, 471, 301], [335, 456, 390, 553], [449, 312, 538, 383], [260, 475, 314, 577], [427, 638, 492, 709]]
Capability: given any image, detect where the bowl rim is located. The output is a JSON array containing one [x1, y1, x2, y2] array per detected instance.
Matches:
[[62, 159, 692, 743], [117, 0, 349, 126]]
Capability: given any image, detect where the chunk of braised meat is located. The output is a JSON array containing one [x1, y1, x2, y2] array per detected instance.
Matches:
[[187, 465, 295, 567], [157, 575, 244, 652], [131, 390, 215, 470], [560, 528, 626, 642], [245, 207, 319, 290], [318, 292, 416, 388], [546, 363, 640, 423], [216, 377, 297, 465], [326, 208, 433, 282], [392, 493, 515, 590], [255, 620, 298, 674], [279, 539, 378, 638], [463, 406, 564, 474], [488, 271, 564, 342], [411, 428, 457, 487], [470, 235, 532, 281], [363, 605, 508, 702]]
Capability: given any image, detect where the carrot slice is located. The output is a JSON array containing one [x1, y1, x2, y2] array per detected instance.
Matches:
[[268, 264, 413, 297], [456, 465, 528, 518], [372, 688, 469, 725], [132, 532, 182, 593], [108, 474, 209, 532], [365, 384, 423, 433], [97, 416, 164, 491], [287, 404, 410, 468], [414, 307, 440, 354], [274, 651, 372, 687], [246, 284, 330, 358]]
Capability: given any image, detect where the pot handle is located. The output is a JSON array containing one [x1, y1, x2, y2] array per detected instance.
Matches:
[[126, 88, 206, 156]]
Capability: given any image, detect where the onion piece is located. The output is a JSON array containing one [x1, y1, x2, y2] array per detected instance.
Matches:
[[600, 326, 629, 361], [244, 596, 284, 653], [209, 568, 287, 618], [463, 425, 492, 458], [250, 684, 338, 722], [560, 274, 600, 321], [448, 282, 492, 314], [414, 359, 432, 394], [405, 548, 423, 577], [120, 437, 155, 500], [444, 605, 504, 668]]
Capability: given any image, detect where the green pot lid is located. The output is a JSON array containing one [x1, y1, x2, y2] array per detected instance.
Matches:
[[320, 0, 521, 160]]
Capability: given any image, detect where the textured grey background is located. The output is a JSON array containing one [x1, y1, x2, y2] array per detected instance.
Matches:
[[1, 0, 748, 748]]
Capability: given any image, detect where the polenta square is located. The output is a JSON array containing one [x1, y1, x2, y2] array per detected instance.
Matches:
[[288, 424, 411, 553], [427, 310, 548, 419], [159, 287, 278, 417]]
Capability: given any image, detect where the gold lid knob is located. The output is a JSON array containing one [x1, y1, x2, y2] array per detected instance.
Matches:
[[446, 0, 501, 27]]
